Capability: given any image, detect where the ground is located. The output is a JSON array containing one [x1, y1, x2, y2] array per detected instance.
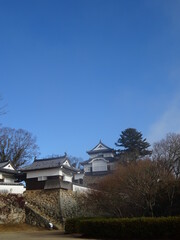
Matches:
[[0, 224, 41, 232], [0, 224, 95, 240], [0, 231, 88, 240]]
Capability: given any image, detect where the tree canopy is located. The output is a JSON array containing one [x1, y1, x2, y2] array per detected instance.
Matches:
[[152, 133, 180, 178], [83, 159, 180, 217], [0, 127, 39, 168], [115, 128, 151, 160]]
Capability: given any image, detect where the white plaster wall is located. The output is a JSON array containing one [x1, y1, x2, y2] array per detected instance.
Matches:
[[4, 163, 14, 170], [63, 160, 70, 167], [63, 175, 72, 182], [74, 173, 84, 180], [73, 184, 89, 192], [0, 173, 16, 183], [38, 176, 47, 181], [0, 185, 25, 194], [26, 168, 63, 179], [92, 160, 107, 172], [4, 177, 15, 183]]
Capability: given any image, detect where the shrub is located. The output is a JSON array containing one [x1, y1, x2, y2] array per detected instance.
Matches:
[[65, 218, 81, 234], [65, 217, 95, 234], [65, 217, 180, 239]]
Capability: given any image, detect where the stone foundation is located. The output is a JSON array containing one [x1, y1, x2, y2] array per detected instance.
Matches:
[[25, 189, 88, 227], [0, 189, 92, 228], [25, 205, 52, 229], [25, 189, 62, 223], [0, 193, 25, 224]]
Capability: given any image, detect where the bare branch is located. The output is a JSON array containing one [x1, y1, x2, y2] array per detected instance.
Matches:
[[0, 127, 40, 168]]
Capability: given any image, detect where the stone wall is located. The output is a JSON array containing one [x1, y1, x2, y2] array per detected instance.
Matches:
[[25, 189, 89, 226], [83, 174, 107, 188], [25, 189, 62, 223], [58, 189, 94, 219], [0, 188, 96, 228], [60, 189, 81, 220], [0, 193, 25, 224], [25, 205, 51, 229], [0, 189, 88, 228]]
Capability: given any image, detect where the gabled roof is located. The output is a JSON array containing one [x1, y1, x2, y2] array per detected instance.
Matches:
[[0, 161, 10, 168], [0, 168, 17, 174], [87, 140, 115, 155], [0, 161, 17, 174], [21, 155, 79, 172]]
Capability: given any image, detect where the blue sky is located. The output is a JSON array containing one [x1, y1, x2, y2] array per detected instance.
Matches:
[[0, 0, 180, 160]]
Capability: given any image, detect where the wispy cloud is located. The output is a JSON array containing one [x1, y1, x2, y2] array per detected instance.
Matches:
[[148, 95, 180, 144]]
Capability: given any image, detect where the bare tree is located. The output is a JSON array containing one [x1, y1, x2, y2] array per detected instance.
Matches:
[[0, 95, 6, 119], [152, 133, 180, 178], [0, 127, 40, 168], [68, 155, 83, 168], [83, 159, 179, 217]]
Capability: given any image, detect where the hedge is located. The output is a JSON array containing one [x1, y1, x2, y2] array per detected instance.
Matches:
[[65, 217, 180, 239]]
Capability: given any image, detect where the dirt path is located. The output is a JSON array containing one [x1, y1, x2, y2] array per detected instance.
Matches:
[[0, 224, 95, 240], [0, 223, 42, 232], [0, 231, 88, 240]]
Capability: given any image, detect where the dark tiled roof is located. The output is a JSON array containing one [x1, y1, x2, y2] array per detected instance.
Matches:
[[0, 182, 24, 186], [105, 157, 117, 162], [87, 149, 115, 154], [80, 156, 115, 165], [0, 168, 17, 174], [0, 161, 10, 168], [21, 155, 79, 172], [0, 161, 17, 174], [80, 159, 90, 165], [85, 171, 109, 176], [87, 140, 115, 155], [63, 165, 79, 173], [21, 156, 67, 171]]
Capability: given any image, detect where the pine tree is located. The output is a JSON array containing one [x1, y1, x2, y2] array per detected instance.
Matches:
[[115, 128, 151, 161]]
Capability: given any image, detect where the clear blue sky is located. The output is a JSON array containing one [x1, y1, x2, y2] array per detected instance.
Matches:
[[0, 0, 180, 160]]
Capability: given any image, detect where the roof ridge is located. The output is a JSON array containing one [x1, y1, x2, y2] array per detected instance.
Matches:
[[0, 160, 10, 164], [34, 155, 67, 162], [0, 160, 10, 168], [87, 141, 113, 153]]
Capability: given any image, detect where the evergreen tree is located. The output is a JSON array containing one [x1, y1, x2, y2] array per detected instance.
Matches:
[[115, 128, 151, 160]]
